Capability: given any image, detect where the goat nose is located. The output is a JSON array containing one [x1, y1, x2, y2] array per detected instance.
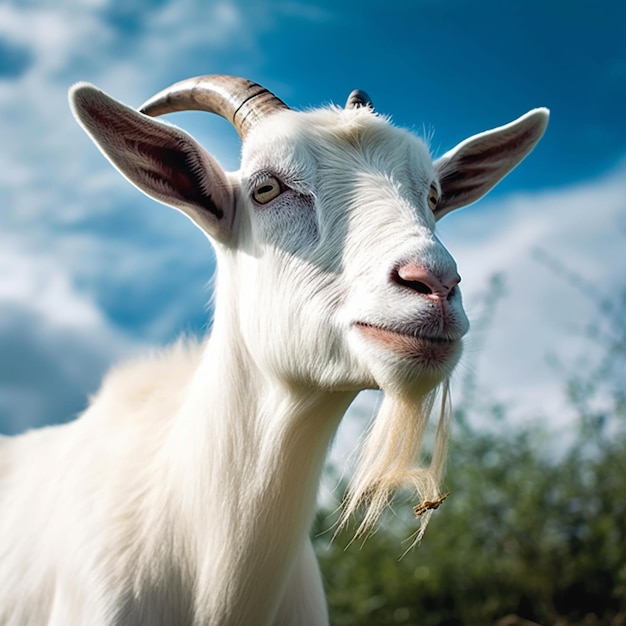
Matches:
[[393, 262, 461, 299]]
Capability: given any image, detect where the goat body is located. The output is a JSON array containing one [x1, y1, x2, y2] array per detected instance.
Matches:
[[0, 76, 548, 625]]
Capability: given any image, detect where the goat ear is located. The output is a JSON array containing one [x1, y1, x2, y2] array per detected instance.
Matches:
[[433, 108, 549, 220], [69, 83, 235, 242]]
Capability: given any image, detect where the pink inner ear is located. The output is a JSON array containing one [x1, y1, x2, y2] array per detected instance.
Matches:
[[131, 141, 224, 220], [435, 113, 548, 218]]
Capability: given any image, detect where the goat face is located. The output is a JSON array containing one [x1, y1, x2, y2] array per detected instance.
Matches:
[[70, 78, 548, 394], [235, 109, 468, 392]]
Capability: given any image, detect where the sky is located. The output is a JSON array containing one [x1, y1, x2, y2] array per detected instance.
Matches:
[[1, 0, 625, 442]]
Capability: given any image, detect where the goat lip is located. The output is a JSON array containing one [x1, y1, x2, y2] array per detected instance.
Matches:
[[353, 322, 460, 358]]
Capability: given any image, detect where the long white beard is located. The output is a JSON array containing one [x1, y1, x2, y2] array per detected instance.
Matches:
[[339, 379, 452, 544]]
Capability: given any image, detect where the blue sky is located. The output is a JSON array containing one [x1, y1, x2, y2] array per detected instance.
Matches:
[[1, 0, 625, 435]]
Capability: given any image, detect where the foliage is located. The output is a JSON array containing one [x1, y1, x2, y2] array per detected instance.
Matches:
[[314, 278, 626, 626]]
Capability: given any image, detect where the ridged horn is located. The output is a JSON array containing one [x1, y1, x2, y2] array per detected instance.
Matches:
[[345, 89, 374, 110], [139, 75, 289, 140]]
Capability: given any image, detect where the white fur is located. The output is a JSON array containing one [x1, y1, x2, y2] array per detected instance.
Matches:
[[0, 82, 549, 625]]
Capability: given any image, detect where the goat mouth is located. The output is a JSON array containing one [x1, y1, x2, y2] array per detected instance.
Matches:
[[353, 322, 460, 361]]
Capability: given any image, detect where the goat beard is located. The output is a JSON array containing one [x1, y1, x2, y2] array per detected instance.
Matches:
[[338, 378, 451, 545]]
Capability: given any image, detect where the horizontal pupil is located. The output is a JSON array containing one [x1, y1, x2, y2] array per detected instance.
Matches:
[[258, 184, 275, 194]]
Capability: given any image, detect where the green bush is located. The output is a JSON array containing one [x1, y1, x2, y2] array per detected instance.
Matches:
[[315, 409, 626, 625]]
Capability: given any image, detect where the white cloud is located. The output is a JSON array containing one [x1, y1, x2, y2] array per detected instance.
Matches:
[[0, 3, 112, 80], [0, 235, 146, 433], [147, 1, 244, 51], [0, 237, 103, 329]]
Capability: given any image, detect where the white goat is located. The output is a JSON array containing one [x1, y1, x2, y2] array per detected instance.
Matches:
[[0, 75, 548, 625]]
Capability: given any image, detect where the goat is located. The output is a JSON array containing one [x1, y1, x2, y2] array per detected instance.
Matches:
[[0, 75, 548, 625]]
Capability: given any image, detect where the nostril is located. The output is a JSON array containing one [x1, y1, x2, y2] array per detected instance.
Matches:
[[395, 276, 433, 295], [392, 263, 439, 295], [392, 262, 460, 298], [446, 274, 461, 300]]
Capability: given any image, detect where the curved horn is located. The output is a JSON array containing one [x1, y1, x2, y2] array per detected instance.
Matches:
[[139, 75, 289, 140], [345, 89, 374, 111]]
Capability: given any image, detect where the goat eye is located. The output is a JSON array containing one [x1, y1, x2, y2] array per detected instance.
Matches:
[[252, 176, 282, 204], [428, 185, 439, 212]]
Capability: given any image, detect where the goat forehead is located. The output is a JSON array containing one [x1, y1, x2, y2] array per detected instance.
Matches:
[[241, 108, 434, 186]]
